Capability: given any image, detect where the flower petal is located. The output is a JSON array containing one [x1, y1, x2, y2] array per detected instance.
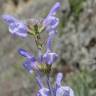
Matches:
[[48, 2, 61, 16], [2, 14, 28, 37], [43, 51, 58, 65], [18, 48, 35, 60], [37, 88, 49, 96], [23, 59, 39, 73], [23, 59, 33, 73], [46, 31, 56, 50], [43, 2, 60, 33], [2, 14, 17, 25], [56, 73, 63, 87], [43, 16, 59, 31], [56, 86, 75, 96], [9, 21, 27, 37]]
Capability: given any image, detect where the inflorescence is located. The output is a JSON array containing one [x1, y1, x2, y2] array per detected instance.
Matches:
[[2, 2, 74, 96]]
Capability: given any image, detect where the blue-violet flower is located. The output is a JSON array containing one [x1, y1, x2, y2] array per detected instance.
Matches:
[[43, 2, 60, 33], [2, 14, 28, 37]]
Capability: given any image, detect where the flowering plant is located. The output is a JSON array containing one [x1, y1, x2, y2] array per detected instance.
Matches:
[[2, 2, 74, 96]]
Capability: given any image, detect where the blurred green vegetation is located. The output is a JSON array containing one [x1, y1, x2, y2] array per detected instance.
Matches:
[[69, 0, 86, 20]]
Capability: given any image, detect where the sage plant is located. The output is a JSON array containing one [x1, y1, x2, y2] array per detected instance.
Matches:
[[2, 2, 74, 96]]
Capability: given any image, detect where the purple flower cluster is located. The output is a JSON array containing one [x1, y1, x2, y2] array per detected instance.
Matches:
[[36, 73, 74, 96], [2, 2, 74, 96]]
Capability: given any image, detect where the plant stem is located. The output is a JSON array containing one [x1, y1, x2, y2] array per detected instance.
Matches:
[[47, 74, 54, 96]]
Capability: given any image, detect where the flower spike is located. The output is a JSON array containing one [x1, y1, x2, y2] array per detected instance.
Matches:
[[2, 2, 75, 96]]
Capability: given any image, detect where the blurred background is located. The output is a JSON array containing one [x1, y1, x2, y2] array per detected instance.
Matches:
[[0, 0, 96, 96]]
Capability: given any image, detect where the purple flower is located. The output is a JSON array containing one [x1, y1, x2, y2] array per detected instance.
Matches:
[[2, 15, 17, 25], [56, 86, 75, 96], [18, 48, 39, 73], [23, 59, 34, 73], [18, 48, 35, 60], [43, 50, 58, 65], [55, 73, 63, 87], [46, 31, 56, 51], [43, 16, 59, 32], [48, 2, 61, 16], [37, 88, 49, 96], [44, 30, 58, 65], [2, 14, 28, 37], [43, 2, 60, 33], [54, 73, 75, 96], [35, 73, 74, 96]]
